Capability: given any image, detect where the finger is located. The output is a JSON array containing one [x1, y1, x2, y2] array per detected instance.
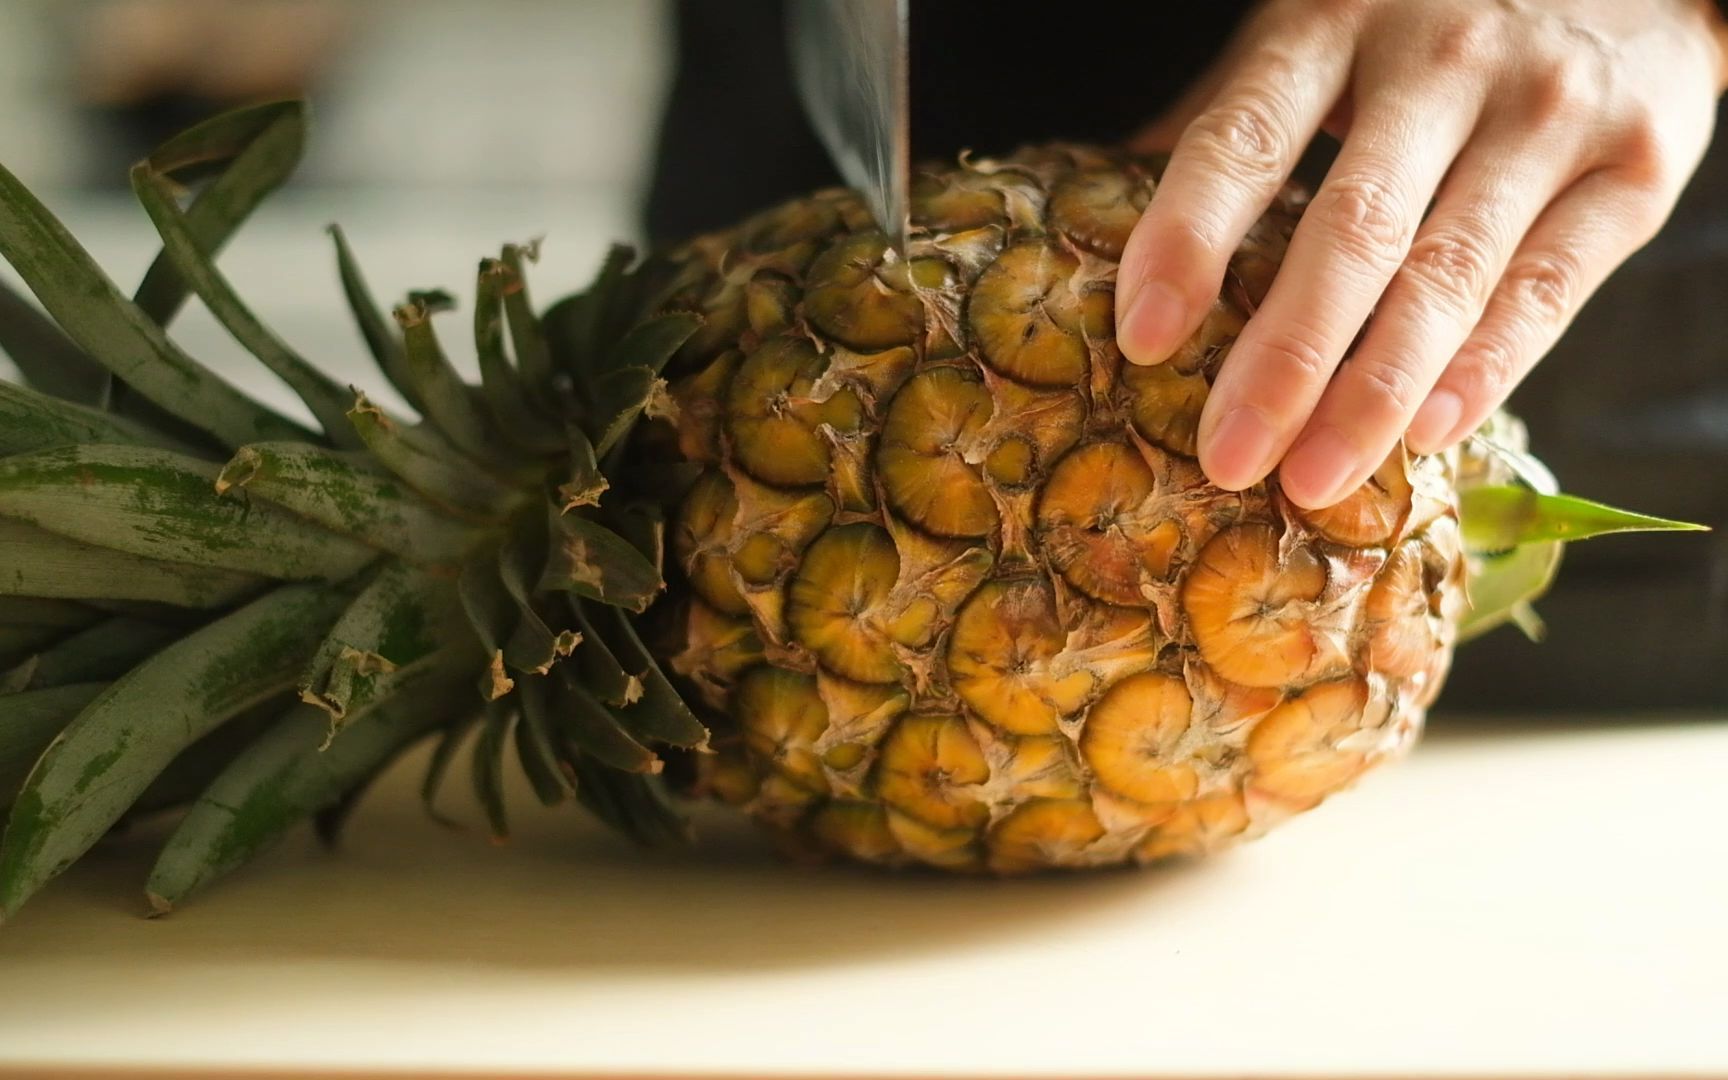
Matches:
[[1115, 36, 1352, 367], [1197, 95, 1478, 495], [1408, 168, 1669, 452], [1281, 134, 1577, 506]]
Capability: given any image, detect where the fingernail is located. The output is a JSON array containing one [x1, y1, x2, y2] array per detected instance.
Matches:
[[1407, 389, 1464, 454], [1201, 407, 1277, 491], [1281, 427, 1359, 508], [1117, 279, 1187, 365]]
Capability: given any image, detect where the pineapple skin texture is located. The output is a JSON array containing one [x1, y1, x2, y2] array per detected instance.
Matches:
[[648, 145, 1467, 873]]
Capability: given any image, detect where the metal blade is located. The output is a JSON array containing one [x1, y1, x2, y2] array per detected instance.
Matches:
[[787, 0, 909, 252]]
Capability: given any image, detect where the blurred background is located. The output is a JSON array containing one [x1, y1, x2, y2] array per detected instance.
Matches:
[[0, 0, 1723, 714]]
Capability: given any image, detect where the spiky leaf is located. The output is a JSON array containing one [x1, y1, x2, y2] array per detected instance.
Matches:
[[0, 583, 350, 918], [146, 655, 469, 910], [0, 445, 377, 581]]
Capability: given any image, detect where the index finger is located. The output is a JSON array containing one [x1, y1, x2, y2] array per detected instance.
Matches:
[[1115, 37, 1350, 367]]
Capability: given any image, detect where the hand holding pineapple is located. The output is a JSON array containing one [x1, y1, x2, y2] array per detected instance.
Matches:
[[1115, 0, 1728, 508]]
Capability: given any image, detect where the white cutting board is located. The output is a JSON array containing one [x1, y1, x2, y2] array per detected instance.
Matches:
[[0, 717, 1723, 1078]]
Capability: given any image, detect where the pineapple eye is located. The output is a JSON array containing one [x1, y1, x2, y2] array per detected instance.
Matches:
[[1078, 671, 1200, 808], [1047, 169, 1151, 260], [876, 365, 998, 539], [724, 336, 862, 488], [967, 242, 1089, 389], [1035, 441, 1180, 608], [803, 233, 926, 350], [1245, 679, 1377, 810]]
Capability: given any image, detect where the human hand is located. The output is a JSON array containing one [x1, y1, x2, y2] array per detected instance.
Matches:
[[1115, 0, 1728, 508]]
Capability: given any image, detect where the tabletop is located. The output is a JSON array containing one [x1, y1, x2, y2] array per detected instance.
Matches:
[[0, 716, 1723, 1079]]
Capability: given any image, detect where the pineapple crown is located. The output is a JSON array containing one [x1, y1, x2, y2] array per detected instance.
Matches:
[[0, 101, 1701, 924]]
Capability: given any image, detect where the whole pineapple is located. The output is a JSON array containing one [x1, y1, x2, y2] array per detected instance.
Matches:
[[0, 104, 1693, 919], [651, 145, 1466, 871]]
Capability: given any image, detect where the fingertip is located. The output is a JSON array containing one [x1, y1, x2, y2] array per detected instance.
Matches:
[[1198, 405, 1277, 492], [1278, 426, 1365, 510], [1116, 278, 1188, 366], [1405, 388, 1465, 456]]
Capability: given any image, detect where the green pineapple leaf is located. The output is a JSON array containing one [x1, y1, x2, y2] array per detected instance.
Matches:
[[553, 668, 661, 775], [131, 100, 308, 326], [2, 617, 181, 693], [146, 655, 470, 912], [0, 382, 192, 456], [0, 518, 265, 608], [216, 442, 484, 567], [0, 445, 377, 581], [473, 258, 563, 454], [0, 684, 107, 807], [513, 675, 575, 806], [130, 163, 361, 447], [0, 281, 109, 406], [0, 160, 315, 449], [1460, 486, 1709, 551], [471, 701, 515, 842], [0, 583, 351, 919]]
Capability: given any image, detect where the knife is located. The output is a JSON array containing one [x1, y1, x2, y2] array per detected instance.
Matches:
[[787, 0, 910, 253]]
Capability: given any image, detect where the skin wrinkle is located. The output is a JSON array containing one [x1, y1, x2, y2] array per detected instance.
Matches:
[[1115, 0, 1727, 506]]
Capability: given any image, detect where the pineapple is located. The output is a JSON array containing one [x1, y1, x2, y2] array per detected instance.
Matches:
[[0, 103, 1699, 920]]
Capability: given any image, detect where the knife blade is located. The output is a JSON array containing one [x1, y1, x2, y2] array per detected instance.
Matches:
[[787, 0, 910, 253]]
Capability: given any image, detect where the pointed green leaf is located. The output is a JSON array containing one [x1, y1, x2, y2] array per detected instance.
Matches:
[[500, 242, 555, 392], [596, 605, 708, 750], [471, 701, 514, 842], [0, 582, 349, 918], [0, 684, 107, 809], [570, 756, 689, 847], [456, 554, 524, 701], [553, 666, 660, 774], [473, 259, 562, 454], [126, 695, 288, 824], [0, 159, 316, 449], [146, 654, 470, 910], [567, 602, 644, 709], [1460, 486, 1709, 552], [347, 392, 519, 521], [132, 101, 308, 326], [298, 561, 467, 727], [513, 674, 573, 805], [540, 505, 663, 613], [4, 616, 180, 692], [329, 226, 420, 413], [0, 381, 192, 456], [588, 365, 659, 458], [607, 312, 701, 379], [130, 165, 361, 447], [0, 519, 265, 608], [557, 424, 608, 511], [395, 300, 511, 468], [497, 530, 580, 676], [1458, 543, 1564, 644], [421, 716, 475, 829], [0, 445, 377, 581], [216, 442, 483, 565], [0, 279, 107, 406]]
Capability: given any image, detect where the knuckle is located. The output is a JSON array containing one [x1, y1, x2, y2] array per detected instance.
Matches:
[[1185, 88, 1293, 183], [1522, 55, 1603, 128], [1312, 171, 1412, 268], [1453, 335, 1520, 399], [1424, 10, 1499, 70], [1250, 323, 1336, 386], [1344, 355, 1424, 418], [1500, 250, 1580, 326], [1401, 224, 1498, 310]]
